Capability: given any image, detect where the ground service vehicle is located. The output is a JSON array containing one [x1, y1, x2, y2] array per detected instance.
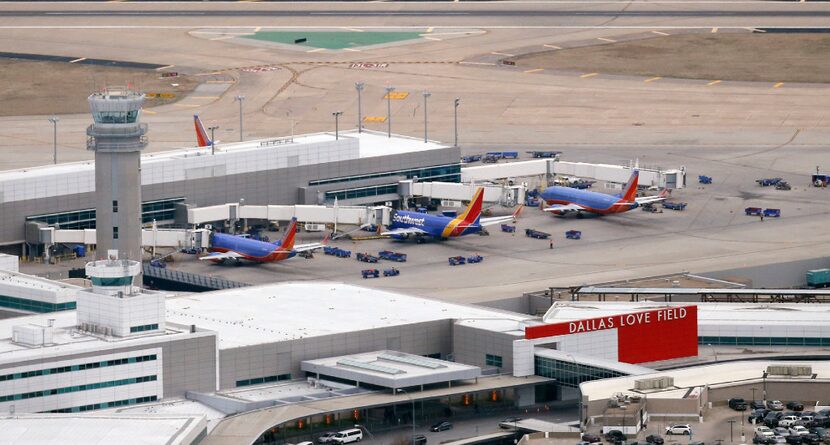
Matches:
[[501, 224, 516, 233], [566, 230, 582, 240], [662, 201, 687, 211], [525, 229, 551, 239], [764, 208, 782, 218], [699, 175, 713, 184], [356, 253, 379, 263], [448, 256, 466, 266], [757, 178, 783, 187], [378, 250, 407, 262], [383, 268, 400, 277], [467, 255, 484, 263], [361, 269, 379, 279]]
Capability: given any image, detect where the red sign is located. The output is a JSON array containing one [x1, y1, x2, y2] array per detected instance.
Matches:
[[525, 306, 698, 364]]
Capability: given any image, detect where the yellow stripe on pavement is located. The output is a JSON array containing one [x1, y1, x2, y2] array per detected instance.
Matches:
[[711, 27, 719, 33], [524, 68, 543, 74], [644, 76, 662, 83], [707, 80, 722, 86], [651, 31, 670, 36], [580, 72, 599, 78], [774, 82, 784, 89], [597, 37, 617, 43], [543, 44, 562, 50]]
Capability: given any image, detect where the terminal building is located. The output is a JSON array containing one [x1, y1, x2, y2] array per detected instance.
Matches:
[[0, 129, 459, 256]]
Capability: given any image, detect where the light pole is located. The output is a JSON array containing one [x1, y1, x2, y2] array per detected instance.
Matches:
[[234, 95, 245, 142], [355, 82, 365, 133], [422, 91, 431, 143], [332, 111, 343, 140], [385, 86, 395, 138], [750, 387, 757, 402], [208, 125, 219, 155], [397, 388, 415, 445], [728, 419, 736, 443], [48, 117, 59, 164], [707, 344, 717, 362], [453, 97, 460, 147]]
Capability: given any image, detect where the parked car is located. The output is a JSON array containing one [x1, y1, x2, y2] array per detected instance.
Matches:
[[811, 415, 830, 428], [787, 435, 804, 445], [317, 432, 337, 444], [430, 421, 453, 432], [755, 437, 776, 445], [666, 425, 693, 436], [753, 401, 770, 409], [757, 426, 776, 437], [788, 402, 806, 411], [775, 427, 791, 437], [731, 398, 750, 411], [646, 435, 665, 445], [297, 442, 314, 445], [782, 416, 803, 428], [802, 434, 822, 445], [773, 435, 788, 444], [752, 410, 772, 423], [767, 413, 784, 428], [605, 430, 627, 442], [802, 416, 816, 425], [769, 401, 786, 411], [810, 427, 829, 439], [500, 418, 523, 429], [331, 428, 363, 444], [413, 434, 428, 445], [582, 434, 602, 444], [791, 426, 811, 436]]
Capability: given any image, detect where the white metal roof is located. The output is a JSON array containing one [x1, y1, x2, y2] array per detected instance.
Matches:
[[113, 399, 226, 433], [543, 301, 830, 326], [579, 360, 830, 402], [0, 413, 207, 445], [302, 350, 481, 389], [165, 282, 532, 349]]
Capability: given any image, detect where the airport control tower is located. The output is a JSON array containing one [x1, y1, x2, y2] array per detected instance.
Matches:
[[86, 87, 147, 263]]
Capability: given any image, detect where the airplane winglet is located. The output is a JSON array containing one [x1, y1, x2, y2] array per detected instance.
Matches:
[[512, 205, 525, 221]]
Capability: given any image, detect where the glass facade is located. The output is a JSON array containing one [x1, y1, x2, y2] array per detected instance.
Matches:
[[309, 164, 461, 187], [130, 324, 159, 333], [535, 356, 627, 388], [44, 395, 158, 413], [26, 197, 184, 230], [324, 184, 399, 202], [0, 354, 157, 383], [92, 110, 139, 124], [485, 354, 503, 368], [0, 375, 157, 403], [236, 373, 292, 387], [699, 336, 830, 347], [0, 294, 75, 313]]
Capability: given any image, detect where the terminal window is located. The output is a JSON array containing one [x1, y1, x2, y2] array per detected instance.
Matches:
[[113, 226, 119, 239], [112, 200, 118, 213], [235, 373, 292, 387], [130, 323, 159, 333], [27, 197, 185, 230], [485, 354, 503, 368]]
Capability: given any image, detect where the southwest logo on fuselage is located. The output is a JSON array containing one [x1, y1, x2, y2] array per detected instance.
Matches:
[[391, 214, 426, 227]]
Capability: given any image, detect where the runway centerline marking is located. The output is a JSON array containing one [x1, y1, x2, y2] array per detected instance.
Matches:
[[580, 72, 599, 78], [491, 51, 515, 57], [597, 37, 617, 42], [69, 57, 86, 63], [773, 82, 784, 88], [651, 30, 670, 36], [707, 80, 722, 86], [644, 76, 662, 83], [543, 44, 562, 49], [524, 68, 544, 73]]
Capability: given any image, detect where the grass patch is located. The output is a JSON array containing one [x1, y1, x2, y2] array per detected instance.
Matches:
[[244, 31, 423, 49]]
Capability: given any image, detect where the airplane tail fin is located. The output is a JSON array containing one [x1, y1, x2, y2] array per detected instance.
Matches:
[[621, 170, 640, 203], [278, 217, 298, 250], [194, 115, 212, 148], [460, 187, 485, 225]]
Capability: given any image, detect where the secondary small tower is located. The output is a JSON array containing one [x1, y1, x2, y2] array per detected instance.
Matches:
[[86, 87, 148, 262], [77, 250, 165, 337]]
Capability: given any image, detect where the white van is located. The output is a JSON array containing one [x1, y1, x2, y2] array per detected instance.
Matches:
[[331, 428, 363, 444]]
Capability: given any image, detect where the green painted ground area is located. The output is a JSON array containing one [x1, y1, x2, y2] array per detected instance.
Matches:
[[243, 31, 423, 50]]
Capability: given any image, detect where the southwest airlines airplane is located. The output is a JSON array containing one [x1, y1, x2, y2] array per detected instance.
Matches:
[[539, 170, 668, 216], [194, 115, 214, 147], [200, 218, 327, 264], [381, 188, 522, 242]]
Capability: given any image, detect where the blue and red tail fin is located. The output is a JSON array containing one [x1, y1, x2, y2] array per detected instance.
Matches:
[[621, 170, 640, 203], [277, 217, 298, 250], [194, 115, 212, 148], [459, 188, 484, 226]]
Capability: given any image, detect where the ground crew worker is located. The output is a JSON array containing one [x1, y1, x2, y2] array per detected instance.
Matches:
[[549, 239, 554, 249]]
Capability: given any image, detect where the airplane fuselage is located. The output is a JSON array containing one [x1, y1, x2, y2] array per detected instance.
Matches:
[[209, 232, 295, 263], [540, 186, 638, 215], [389, 210, 482, 239]]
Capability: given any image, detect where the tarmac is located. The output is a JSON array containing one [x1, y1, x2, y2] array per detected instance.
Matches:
[[4, 1, 830, 305]]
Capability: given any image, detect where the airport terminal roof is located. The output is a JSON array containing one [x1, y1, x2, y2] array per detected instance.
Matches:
[[302, 350, 481, 389], [165, 282, 533, 349], [0, 413, 207, 445], [0, 129, 448, 181], [579, 360, 830, 401], [543, 301, 830, 326]]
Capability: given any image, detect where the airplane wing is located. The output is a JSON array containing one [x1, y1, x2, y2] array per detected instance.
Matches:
[[541, 203, 587, 213], [380, 227, 429, 237], [479, 205, 524, 227], [292, 240, 328, 253], [199, 251, 244, 261], [635, 190, 670, 204]]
